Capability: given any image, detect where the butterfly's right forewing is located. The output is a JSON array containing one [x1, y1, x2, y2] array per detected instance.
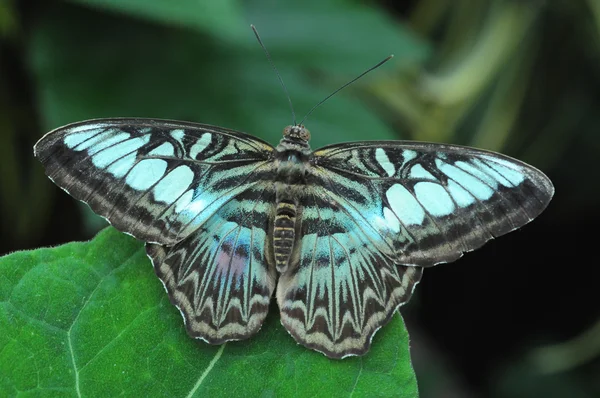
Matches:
[[312, 141, 554, 267]]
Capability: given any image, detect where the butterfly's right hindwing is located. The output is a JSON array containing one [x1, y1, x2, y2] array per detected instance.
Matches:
[[277, 188, 423, 358], [34, 118, 275, 245]]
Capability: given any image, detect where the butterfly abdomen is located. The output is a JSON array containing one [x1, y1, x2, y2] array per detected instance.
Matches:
[[273, 200, 297, 273]]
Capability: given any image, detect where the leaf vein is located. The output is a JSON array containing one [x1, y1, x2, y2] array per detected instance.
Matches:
[[185, 344, 226, 398]]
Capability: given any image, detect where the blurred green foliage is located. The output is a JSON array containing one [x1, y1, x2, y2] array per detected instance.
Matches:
[[4, 0, 596, 246], [1, 0, 599, 397]]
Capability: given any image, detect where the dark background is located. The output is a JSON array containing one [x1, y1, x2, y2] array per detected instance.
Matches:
[[1, 0, 599, 397]]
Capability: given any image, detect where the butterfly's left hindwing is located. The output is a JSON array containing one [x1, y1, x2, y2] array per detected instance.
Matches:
[[34, 118, 275, 245], [147, 185, 277, 343]]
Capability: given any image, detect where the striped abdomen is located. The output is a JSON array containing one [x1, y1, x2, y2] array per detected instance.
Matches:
[[273, 201, 296, 273]]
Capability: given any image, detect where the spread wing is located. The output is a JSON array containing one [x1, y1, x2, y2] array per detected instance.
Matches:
[[278, 140, 553, 358], [35, 118, 278, 343], [34, 118, 275, 245], [147, 185, 277, 343], [311, 141, 554, 267], [277, 188, 422, 358]]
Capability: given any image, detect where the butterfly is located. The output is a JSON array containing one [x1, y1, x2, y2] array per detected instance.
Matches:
[[34, 116, 554, 359]]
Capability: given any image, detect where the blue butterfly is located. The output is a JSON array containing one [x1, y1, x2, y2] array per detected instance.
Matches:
[[33, 24, 553, 358], [34, 117, 553, 358]]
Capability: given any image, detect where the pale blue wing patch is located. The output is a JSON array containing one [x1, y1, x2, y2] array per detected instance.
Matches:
[[125, 159, 168, 190], [375, 148, 395, 177], [386, 183, 426, 226], [413, 181, 455, 217], [409, 164, 436, 180], [189, 133, 212, 159], [434, 159, 495, 201]]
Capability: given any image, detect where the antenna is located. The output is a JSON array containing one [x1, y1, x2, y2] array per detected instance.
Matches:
[[298, 54, 394, 126], [251, 25, 297, 125], [251, 25, 394, 127]]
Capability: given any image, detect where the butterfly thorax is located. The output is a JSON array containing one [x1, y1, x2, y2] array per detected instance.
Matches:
[[272, 126, 313, 273]]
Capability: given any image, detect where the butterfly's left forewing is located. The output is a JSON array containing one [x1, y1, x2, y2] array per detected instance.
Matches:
[[34, 118, 275, 245]]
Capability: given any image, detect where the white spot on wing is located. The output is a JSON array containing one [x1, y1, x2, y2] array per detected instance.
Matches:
[[414, 182, 455, 217], [386, 183, 425, 225], [153, 165, 194, 204], [126, 159, 168, 190], [375, 148, 395, 177], [148, 142, 175, 157], [189, 133, 212, 159]]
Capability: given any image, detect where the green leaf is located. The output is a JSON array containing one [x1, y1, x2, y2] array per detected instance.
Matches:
[[0, 228, 419, 397]]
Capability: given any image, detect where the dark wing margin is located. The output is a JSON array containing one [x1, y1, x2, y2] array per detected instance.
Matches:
[[34, 118, 274, 245], [277, 188, 423, 358], [311, 141, 554, 267], [147, 185, 277, 343]]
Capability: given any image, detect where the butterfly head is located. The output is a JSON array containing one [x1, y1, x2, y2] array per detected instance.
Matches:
[[283, 125, 311, 143]]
